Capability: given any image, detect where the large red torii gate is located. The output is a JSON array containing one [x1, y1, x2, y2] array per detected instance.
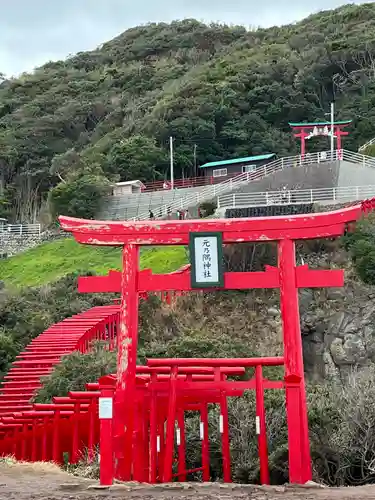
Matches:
[[59, 203, 366, 484]]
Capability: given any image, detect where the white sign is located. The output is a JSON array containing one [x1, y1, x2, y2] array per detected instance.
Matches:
[[99, 397, 113, 419], [255, 415, 260, 435], [200, 422, 204, 440], [191, 234, 222, 287]]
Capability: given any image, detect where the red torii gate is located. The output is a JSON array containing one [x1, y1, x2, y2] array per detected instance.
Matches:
[[59, 204, 365, 484], [289, 120, 351, 157]]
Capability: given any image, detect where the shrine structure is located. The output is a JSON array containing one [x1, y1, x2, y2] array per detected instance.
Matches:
[[289, 120, 352, 157], [59, 203, 368, 486]]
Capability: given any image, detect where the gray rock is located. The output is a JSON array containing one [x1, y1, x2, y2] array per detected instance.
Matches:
[[267, 307, 280, 317], [59, 483, 84, 491]]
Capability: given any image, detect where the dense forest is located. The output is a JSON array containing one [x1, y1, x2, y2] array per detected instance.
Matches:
[[1, 3, 375, 221]]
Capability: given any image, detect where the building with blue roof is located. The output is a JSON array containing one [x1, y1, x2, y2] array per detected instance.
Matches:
[[199, 153, 276, 181]]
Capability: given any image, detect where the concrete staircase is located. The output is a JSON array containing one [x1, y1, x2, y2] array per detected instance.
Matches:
[[233, 161, 340, 195], [99, 150, 375, 221], [100, 186, 204, 220]]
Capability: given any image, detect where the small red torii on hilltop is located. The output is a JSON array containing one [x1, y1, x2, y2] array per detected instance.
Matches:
[[59, 199, 373, 485]]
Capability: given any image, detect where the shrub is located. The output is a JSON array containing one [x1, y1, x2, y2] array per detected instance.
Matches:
[[0, 331, 20, 376], [342, 213, 375, 285], [34, 342, 116, 403], [199, 200, 217, 217], [322, 366, 375, 486], [49, 174, 111, 219], [67, 451, 100, 479]]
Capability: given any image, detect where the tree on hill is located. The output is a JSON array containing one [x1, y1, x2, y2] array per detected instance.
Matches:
[[107, 135, 166, 181], [1, 4, 375, 220], [49, 173, 111, 219]]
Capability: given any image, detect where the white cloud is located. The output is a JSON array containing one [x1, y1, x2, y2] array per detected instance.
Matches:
[[0, 0, 367, 76]]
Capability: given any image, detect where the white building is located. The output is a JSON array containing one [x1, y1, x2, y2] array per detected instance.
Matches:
[[113, 180, 145, 196]]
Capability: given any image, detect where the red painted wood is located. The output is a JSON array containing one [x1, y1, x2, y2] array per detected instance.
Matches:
[[79, 265, 344, 294], [255, 365, 270, 485], [284, 376, 303, 483], [220, 390, 231, 482], [149, 373, 157, 483], [147, 357, 284, 367], [59, 205, 363, 243], [201, 403, 210, 481], [162, 367, 178, 482], [68, 223, 351, 245], [115, 244, 139, 481], [290, 122, 351, 156], [177, 409, 187, 482], [99, 387, 114, 486], [278, 240, 311, 483], [141, 174, 239, 193]]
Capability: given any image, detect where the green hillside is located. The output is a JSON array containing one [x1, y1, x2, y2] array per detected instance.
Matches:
[[1, 3, 375, 221], [0, 239, 187, 288]]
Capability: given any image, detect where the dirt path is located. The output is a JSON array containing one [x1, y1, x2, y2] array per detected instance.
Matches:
[[2, 462, 375, 500]]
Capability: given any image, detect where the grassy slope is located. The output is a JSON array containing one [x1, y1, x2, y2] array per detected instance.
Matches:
[[0, 238, 188, 287]]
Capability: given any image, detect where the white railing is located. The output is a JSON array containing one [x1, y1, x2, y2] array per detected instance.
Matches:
[[103, 187, 204, 218], [104, 149, 375, 220], [0, 224, 41, 237], [218, 185, 375, 209], [133, 150, 345, 220], [359, 137, 375, 152], [341, 149, 375, 167]]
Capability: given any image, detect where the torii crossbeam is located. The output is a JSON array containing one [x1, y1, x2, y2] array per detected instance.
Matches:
[[59, 201, 370, 485]]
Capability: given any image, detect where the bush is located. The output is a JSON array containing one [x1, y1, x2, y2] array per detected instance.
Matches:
[[0, 331, 20, 376], [321, 366, 375, 486], [34, 342, 117, 403], [199, 200, 217, 217], [67, 452, 100, 479], [342, 213, 375, 285], [49, 174, 111, 219]]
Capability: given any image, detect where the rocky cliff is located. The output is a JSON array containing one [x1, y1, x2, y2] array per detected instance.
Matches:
[[301, 252, 375, 381]]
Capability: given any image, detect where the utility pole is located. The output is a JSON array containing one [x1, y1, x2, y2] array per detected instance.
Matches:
[[193, 144, 197, 177], [330, 101, 335, 158], [169, 136, 174, 189]]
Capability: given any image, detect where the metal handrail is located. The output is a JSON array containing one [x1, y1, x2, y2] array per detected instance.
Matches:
[[0, 223, 41, 237], [133, 150, 345, 220], [359, 137, 375, 152], [218, 184, 375, 208], [104, 149, 375, 220], [342, 149, 375, 167], [141, 174, 240, 192]]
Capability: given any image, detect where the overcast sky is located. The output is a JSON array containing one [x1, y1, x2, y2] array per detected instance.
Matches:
[[0, 0, 367, 77]]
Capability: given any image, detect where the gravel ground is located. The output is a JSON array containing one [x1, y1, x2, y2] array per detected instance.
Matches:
[[1, 462, 375, 500]]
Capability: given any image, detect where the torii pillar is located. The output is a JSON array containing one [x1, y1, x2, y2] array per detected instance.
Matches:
[[59, 202, 368, 484]]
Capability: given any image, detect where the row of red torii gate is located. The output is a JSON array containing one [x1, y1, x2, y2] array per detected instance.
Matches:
[[58, 199, 372, 486]]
